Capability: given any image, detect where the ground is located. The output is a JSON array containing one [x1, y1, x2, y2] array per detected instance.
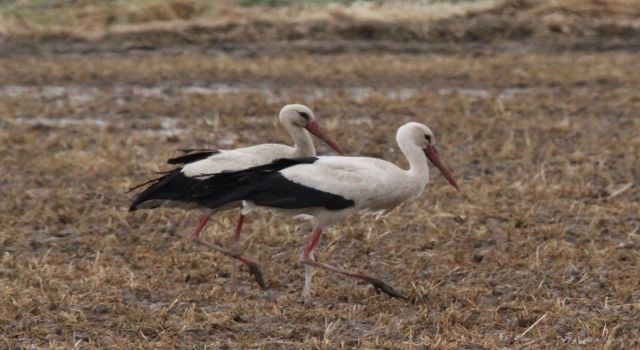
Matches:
[[1, 0, 639, 349]]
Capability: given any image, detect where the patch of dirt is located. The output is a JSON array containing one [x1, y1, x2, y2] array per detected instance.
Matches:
[[1, 44, 639, 348]]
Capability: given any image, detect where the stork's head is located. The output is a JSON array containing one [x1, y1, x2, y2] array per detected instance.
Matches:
[[400, 122, 459, 191], [279, 104, 344, 155]]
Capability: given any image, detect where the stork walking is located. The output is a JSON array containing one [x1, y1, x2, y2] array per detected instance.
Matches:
[[189, 122, 460, 299], [129, 104, 344, 288]]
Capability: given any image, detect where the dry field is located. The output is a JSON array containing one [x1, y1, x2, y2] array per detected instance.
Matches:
[[1, 1, 640, 349]]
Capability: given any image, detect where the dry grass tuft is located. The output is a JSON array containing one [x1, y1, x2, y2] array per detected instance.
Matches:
[[529, 0, 640, 19]]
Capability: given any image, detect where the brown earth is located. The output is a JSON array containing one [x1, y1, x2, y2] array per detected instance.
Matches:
[[2, 0, 640, 57]]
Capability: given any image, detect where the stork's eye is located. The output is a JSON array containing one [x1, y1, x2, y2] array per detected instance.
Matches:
[[425, 134, 432, 144], [298, 111, 310, 120]]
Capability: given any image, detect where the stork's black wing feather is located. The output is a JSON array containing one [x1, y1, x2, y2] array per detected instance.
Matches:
[[244, 173, 354, 210], [167, 149, 219, 165], [192, 157, 319, 198], [193, 157, 355, 211]]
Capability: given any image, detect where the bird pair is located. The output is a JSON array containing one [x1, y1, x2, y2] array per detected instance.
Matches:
[[129, 104, 459, 300]]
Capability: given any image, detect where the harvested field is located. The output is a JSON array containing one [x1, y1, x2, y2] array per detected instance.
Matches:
[[1, 0, 640, 349]]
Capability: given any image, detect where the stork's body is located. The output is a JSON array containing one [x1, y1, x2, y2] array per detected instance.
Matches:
[[129, 104, 343, 288], [192, 122, 460, 299]]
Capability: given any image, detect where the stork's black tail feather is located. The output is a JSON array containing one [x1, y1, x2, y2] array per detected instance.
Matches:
[[129, 149, 219, 211], [127, 174, 168, 193], [129, 168, 207, 211]]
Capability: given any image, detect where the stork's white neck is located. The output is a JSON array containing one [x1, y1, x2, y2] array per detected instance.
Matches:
[[397, 126, 429, 187], [283, 120, 316, 157]]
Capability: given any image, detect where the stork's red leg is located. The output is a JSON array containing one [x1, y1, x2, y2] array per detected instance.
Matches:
[[299, 225, 406, 299], [301, 225, 323, 298], [232, 213, 246, 246], [194, 237, 265, 289], [189, 213, 212, 241], [191, 212, 265, 289], [229, 213, 246, 289]]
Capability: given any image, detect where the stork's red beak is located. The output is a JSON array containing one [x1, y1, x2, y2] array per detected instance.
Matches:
[[305, 121, 345, 155], [424, 145, 459, 191]]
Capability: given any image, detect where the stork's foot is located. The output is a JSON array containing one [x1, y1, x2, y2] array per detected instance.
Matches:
[[368, 278, 407, 299], [299, 257, 406, 300], [246, 261, 266, 289], [232, 247, 266, 290], [194, 238, 265, 289]]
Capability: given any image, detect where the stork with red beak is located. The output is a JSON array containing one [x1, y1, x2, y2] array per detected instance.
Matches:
[[190, 122, 459, 299], [128, 104, 343, 289]]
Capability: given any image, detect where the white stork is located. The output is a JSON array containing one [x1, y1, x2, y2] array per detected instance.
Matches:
[[189, 122, 460, 299], [129, 104, 344, 288]]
